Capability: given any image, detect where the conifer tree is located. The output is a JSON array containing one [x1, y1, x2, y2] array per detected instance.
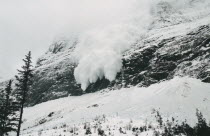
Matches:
[[0, 80, 18, 136], [0, 88, 5, 136], [15, 51, 33, 136]]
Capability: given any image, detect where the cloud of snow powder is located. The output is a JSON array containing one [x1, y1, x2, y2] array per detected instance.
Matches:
[[74, 0, 152, 90], [73, 0, 210, 90]]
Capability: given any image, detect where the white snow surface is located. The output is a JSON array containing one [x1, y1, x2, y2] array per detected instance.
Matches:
[[19, 77, 210, 136]]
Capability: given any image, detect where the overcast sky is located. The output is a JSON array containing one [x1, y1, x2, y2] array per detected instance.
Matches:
[[0, 0, 138, 81]]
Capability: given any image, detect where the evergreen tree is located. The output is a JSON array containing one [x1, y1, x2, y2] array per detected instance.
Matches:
[[0, 80, 18, 136], [15, 51, 33, 136], [195, 109, 210, 135], [0, 88, 5, 136]]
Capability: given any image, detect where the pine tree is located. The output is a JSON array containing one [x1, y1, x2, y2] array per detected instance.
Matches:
[[195, 109, 210, 135], [0, 88, 5, 136], [0, 80, 18, 136], [15, 51, 33, 136]]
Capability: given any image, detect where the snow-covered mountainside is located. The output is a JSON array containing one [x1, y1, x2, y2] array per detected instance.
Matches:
[[16, 77, 210, 136], [1, 0, 209, 135], [25, 0, 210, 105]]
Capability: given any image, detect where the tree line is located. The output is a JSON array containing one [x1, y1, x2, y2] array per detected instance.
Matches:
[[0, 51, 33, 136]]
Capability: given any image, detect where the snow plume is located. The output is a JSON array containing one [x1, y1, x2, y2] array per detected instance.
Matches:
[[73, 0, 210, 90], [74, 0, 152, 90]]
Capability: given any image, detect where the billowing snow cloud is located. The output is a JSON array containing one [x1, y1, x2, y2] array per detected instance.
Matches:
[[74, 0, 152, 90], [73, 0, 210, 90]]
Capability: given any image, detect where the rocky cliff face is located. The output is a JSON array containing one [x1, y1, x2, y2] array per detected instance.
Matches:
[[23, 0, 210, 105]]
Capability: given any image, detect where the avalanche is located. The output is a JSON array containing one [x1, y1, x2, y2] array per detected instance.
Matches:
[[73, 0, 210, 90], [73, 0, 152, 90]]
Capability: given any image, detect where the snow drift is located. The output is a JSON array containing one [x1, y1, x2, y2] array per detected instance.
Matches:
[[19, 77, 210, 135]]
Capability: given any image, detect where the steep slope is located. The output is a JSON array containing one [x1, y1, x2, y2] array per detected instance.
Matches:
[[18, 77, 210, 136], [27, 0, 210, 105], [28, 38, 83, 105]]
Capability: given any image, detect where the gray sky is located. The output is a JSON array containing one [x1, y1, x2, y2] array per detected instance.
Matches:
[[0, 0, 136, 81]]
